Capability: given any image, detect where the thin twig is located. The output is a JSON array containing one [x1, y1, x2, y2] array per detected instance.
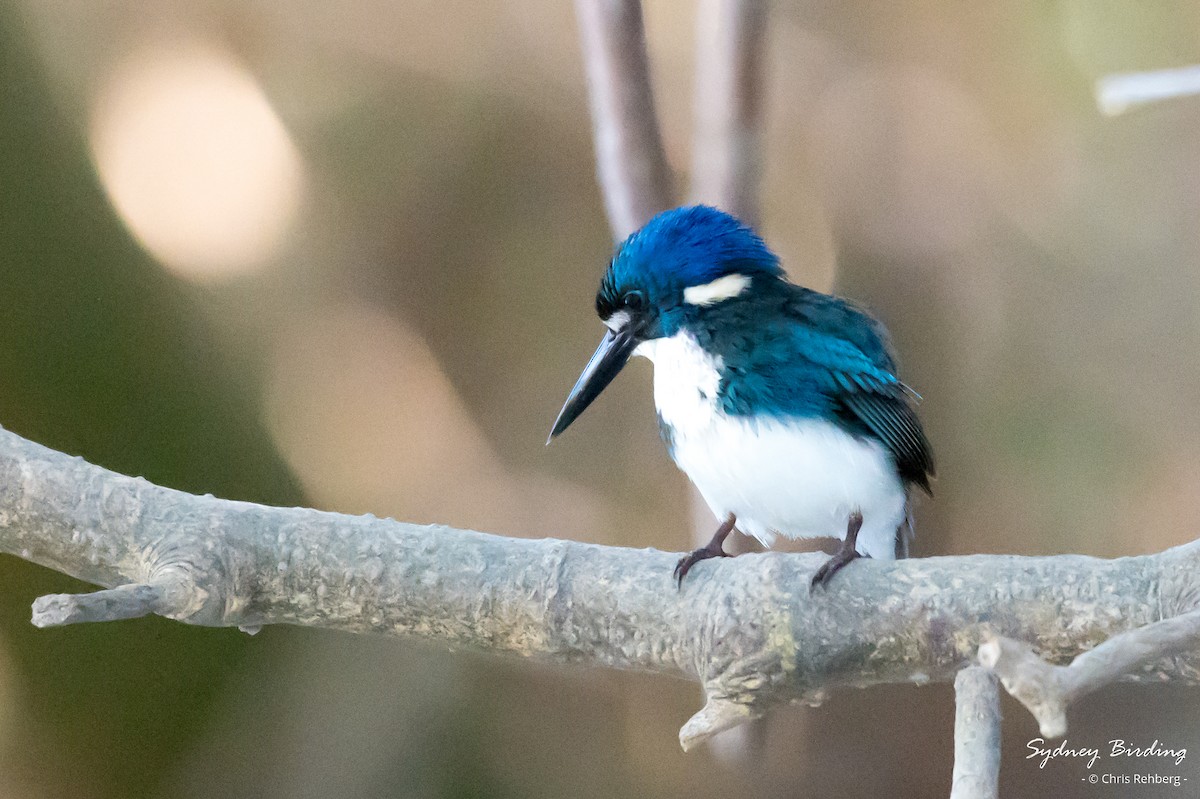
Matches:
[[1096, 65, 1200, 116], [979, 607, 1200, 738], [574, 0, 674, 240], [950, 667, 1001, 799], [688, 0, 768, 225]]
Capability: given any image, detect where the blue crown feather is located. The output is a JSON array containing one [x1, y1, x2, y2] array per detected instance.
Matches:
[[598, 206, 783, 319]]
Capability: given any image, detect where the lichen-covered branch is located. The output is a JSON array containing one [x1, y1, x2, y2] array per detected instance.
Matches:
[[2, 425, 1200, 750], [950, 667, 1001, 799], [574, 0, 674, 240], [979, 608, 1200, 739]]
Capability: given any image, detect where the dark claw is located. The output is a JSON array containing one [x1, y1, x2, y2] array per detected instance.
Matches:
[[674, 513, 737, 589], [810, 510, 865, 593], [674, 545, 729, 588], [809, 548, 860, 590]]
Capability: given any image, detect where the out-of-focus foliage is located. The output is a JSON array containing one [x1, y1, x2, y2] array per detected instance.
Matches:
[[1, 1, 1199, 796]]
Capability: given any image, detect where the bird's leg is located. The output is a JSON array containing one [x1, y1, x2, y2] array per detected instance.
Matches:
[[810, 510, 865, 591], [673, 513, 737, 588]]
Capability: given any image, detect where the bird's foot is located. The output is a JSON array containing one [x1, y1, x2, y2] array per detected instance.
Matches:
[[810, 511, 865, 592], [674, 513, 737, 588], [673, 544, 729, 587]]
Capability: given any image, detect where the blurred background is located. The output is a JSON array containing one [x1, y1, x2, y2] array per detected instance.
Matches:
[[1, 1, 1199, 796]]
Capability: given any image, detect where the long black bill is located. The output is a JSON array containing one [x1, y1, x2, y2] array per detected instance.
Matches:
[[547, 328, 639, 442]]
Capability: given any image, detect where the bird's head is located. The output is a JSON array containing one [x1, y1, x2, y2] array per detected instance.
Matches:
[[548, 205, 782, 441]]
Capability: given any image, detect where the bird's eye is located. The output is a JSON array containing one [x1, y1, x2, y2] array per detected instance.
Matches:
[[623, 291, 647, 312]]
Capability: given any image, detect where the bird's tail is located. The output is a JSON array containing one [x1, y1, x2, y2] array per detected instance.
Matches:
[[895, 503, 916, 559]]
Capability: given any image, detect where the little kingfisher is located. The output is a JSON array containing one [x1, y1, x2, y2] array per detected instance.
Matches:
[[548, 206, 934, 588]]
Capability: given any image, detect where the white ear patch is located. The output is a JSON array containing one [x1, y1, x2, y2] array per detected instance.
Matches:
[[683, 273, 751, 306]]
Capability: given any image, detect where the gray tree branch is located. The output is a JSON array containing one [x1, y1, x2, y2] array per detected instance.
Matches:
[[688, 0, 768, 225], [574, 0, 674, 240], [950, 667, 1001, 799], [979, 608, 1200, 738], [2, 425, 1200, 751]]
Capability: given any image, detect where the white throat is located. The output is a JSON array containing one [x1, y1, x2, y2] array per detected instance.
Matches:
[[634, 332, 723, 433]]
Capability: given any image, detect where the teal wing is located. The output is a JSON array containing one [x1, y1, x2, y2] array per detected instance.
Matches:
[[785, 291, 935, 493]]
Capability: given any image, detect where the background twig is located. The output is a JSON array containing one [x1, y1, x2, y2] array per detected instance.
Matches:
[[574, 0, 674, 239], [1096, 65, 1200, 116], [688, 0, 768, 225]]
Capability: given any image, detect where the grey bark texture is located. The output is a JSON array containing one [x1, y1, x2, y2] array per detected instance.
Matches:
[[2, 424, 1199, 751], [950, 667, 1001, 799], [980, 608, 1200, 738]]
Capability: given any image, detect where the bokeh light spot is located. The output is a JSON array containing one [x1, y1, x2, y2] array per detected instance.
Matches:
[[90, 44, 304, 282]]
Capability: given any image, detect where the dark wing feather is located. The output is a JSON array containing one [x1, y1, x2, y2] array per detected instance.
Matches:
[[784, 289, 936, 493], [840, 389, 935, 493], [704, 282, 936, 492]]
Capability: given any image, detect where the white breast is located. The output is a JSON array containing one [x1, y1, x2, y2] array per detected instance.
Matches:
[[634, 333, 724, 433], [635, 331, 908, 559]]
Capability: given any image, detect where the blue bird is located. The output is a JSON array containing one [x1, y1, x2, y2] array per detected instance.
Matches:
[[549, 206, 934, 588]]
